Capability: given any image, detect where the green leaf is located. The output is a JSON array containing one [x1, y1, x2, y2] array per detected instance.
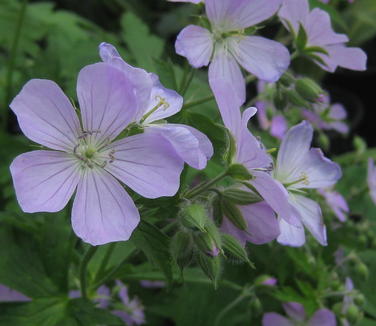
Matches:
[[132, 220, 174, 285], [121, 12, 165, 71], [296, 23, 308, 51]]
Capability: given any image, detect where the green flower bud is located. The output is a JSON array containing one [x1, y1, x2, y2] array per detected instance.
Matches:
[[221, 199, 248, 231], [222, 188, 262, 205], [359, 234, 368, 246], [278, 72, 295, 87], [250, 297, 263, 315], [355, 293, 365, 306], [194, 232, 220, 257], [196, 252, 221, 288], [332, 302, 343, 316], [180, 203, 207, 232], [273, 88, 288, 110], [355, 263, 369, 279], [171, 231, 194, 270], [346, 305, 360, 323], [222, 234, 254, 267], [286, 89, 308, 107], [295, 77, 324, 103]]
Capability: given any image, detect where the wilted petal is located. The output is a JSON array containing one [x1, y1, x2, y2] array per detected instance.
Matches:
[[175, 25, 213, 68], [262, 313, 294, 326], [305, 8, 348, 46], [277, 216, 306, 247], [278, 0, 310, 33], [252, 171, 300, 226], [283, 302, 306, 322], [72, 169, 140, 246], [221, 202, 280, 245], [209, 46, 245, 105], [290, 194, 327, 246], [308, 309, 337, 326], [104, 132, 184, 198], [77, 63, 138, 145], [10, 79, 81, 151], [275, 121, 313, 184], [143, 75, 183, 124], [230, 36, 290, 83], [318, 44, 367, 72], [99, 42, 153, 112], [206, 0, 282, 31], [145, 124, 211, 170], [10, 151, 79, 213]]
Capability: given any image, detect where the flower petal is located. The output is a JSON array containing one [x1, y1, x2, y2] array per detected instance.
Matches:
[[283, 302, 306, 322], [10, 151, 79, 213], [99, 42, 153, 113], [296, 148, 342, 189], [221, 202, 280, 245], [275, 121, 313, 184], [229, 36, 290, 82], [145, 124, 211, 170], [175, 25, 213, 68], [209, 46, 245, 105], [270, 115, 287, 139], [277, 216, 306, 247], [305, 8, 348, 46], [278, 0, 310, 33], [143, 75, 183, 124], [262, 313, 294, 326], [72, 168, 140, 246], [10, 79, 81, 151], [308, 309, 337, 326], [77, 63, 138, 145], [318, 44, 367, 72], [290, 194, 327, 246], [0, 285, 30, 302], [206, 0, 283, 31], [252, 171, 300, 226], [104, 132, 184, 198]]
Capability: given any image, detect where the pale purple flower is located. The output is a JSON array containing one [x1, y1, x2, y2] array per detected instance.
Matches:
[[302, 95, 349, 134], [175, 0, 290, 103], [221, 198, 281, 246], [99, 43, 213, 170], [10, 62, 185, 246], [69, 285, 110, 308], [140, 280, 165, 288], [261, 277, 278, 287], [319, 188, 349, 222], [113, 281, 145, 326], [368, 159, 376, 204], [0, 284, 30, 302], [212, 80, 298, 230], [168, 0, 202, 3], [274, 121, 342, 246], [263, 302, 337, 326], [279, 0, 366, 72]]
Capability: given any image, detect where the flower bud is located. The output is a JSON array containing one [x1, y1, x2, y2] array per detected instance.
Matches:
[[222, 188, 261, 205], [227, 164, 253, 181], [180, 203, 207, 232], [355, 293, 365, 306], [273, 88, 288, 110], [250, 297, 263, 315], [346, 305, 361, 324], [332, 302, 343, 316], [286, 89, 308, 107], [278, 72, 295, 87], [355, 263, 369, 279], [221, 199, 248, 231], [295, 78, 324, 103], [212, 196, 224, 226], [196, 252, 221, 288], [222, 234, 254, 267], [254, 275, 277, 287], [171, 231, 194, 270], [194, 232, 220, 257]]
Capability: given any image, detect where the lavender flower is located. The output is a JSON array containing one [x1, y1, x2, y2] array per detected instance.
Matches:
[[368, 159, 376, 204], [175, 0, 290, 103], [0, 284, 30, 302], [279, 0, 367, 72], [302, 95, 349, 134], [140, 280, 165, 289], [274, 121, 342, 246], [212, 81, 297, 232], [168, 0, 202, 3], [319, 188, 349, 222], [113, 281, 145, 326], [257, 101, 288, 139], [99, 43, 213, 170], [10, 62, 185, 245], [263, 302, 337, 326]]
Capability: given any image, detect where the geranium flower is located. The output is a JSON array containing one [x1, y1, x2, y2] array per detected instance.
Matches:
[[10, 63, 185, 245], [279, 0, 366, 72], [0, 284, 30, 302], [99, 43, 213, 170], [274, 121, 342, 246], [175, 0, 290, 103], [367, 159, 376, 204], [263, 302, 337, 326]]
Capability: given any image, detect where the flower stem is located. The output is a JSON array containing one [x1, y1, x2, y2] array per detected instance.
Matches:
[[214, 289, 252, 326], [3, 0, 28, 131], [79, 246, 98, 299], [95, 243, 117, 282], [184, 170, 229, 199], [182, 95, 215, 110]]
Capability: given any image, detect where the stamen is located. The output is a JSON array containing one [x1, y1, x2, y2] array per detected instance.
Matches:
[[284, 172, 310, 188]]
